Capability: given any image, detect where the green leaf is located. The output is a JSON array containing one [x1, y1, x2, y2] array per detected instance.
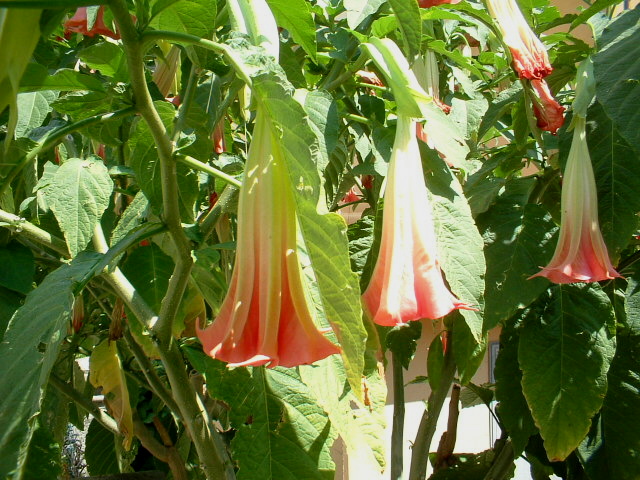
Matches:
[[587, 101, 640, 262], [299, 341, 387, 475], [20, 64, 106, 93], [150, 0, 217, 39], [570, 0, 623, 29], [599, 333, 640, 479], [518, 284, 616, 461], [121, 244, 174, 315], [45, 158, 114, 257], [494, 315, 538, 456], [15, 91, 58, 138], [0, 241, 35, 294], [385, 321, 422, 369], [594, 10, 640, 154], [423, 150, 486, 345], [186, 350, 336, 480], [0, 253, 103, 479], [452, 313, 487, 385], [190, 247, 228, 316], [109, 192, 150, 247], [299, 89, 339, 173], [85, 419, 119, 476], [20, 418, 62, 480], [427, 333, 445, 391], [0, 287, 22, 343], [479, 178, 559, 329], [343, 0, 386, 29], [266, 0, 317, 60], [625, 271, 640, 337], [477, 83, 523, 142], [387, 0, 422, 61], [129, 101, 198, 222], [79, 42, 127, 82], [249, 67, 367, 396]]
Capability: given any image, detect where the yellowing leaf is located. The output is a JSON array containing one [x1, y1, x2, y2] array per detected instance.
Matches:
[[89, 340, 133, 450]]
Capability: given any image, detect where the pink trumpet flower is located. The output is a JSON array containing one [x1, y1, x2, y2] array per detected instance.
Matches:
[[531, 79, 565, 135], [197, 112, 340, 367], [486, 0, 552, 80], [362, 116, 470, 327], [64, 6, 120, 40], [531, 117, 620, 283]]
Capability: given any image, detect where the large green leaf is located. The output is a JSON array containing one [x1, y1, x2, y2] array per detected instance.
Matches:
[[78, 41, 127, 82], [518, 284, 616, 461], [266, 0, 317, 60], [121, 243, 174, 314], [0, 253, 102, 479], [247, 64, 367, 396], [0, 241, 35, 294], [186, 349, 336, 480], [129, 101, 198, 222], [45, 158, 113, 257], [594, 9, 640, 154], [387, 0, 422, 61], [20, 64, 106, 93], [587, 101, 640, 262], [423, 150, 486, 344], [599, 332, 640, 479], [150, 0, 217, 39], [343, 0, 386, 29], [479, 178, 559, 329], [494, 314, 538, 456], [15, 91, 58, 138], [85, 419, 119, 476]]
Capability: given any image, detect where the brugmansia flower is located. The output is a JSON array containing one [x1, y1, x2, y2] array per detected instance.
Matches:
[[362, 116, 469, 327], [531, 117, 620, 283], [412, 51, 451, 147], [530, 79, 565, 134], [197, 112, 340, 367], [486, 0, 552, 80], [64, 6, 120, 39]]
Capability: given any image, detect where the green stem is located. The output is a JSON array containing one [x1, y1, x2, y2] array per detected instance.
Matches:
[[0, 106, 136, 198], [49, 374, 120, 435], [132, 416, 189, 480], [0, 208, 69, 257], [123, 328, 182, 418], [199, 184, 240, 241], [483, 439, 514, 480], [141, 30, 252, 86], [408, 340, 457, 480], [345, 113, 373, 126], [177, 154, 242, 188], [391, 352, 406, 480], [110, 0, 193, 346]]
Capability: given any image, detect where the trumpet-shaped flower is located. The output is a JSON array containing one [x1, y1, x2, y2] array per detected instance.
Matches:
[[531, 117, 620, 283], [197, 112, 340, 367], [530, 79, 565, 134], [64, 6, 120, 39], [362, 116, 470, 327], [486, 0, 552, 80]]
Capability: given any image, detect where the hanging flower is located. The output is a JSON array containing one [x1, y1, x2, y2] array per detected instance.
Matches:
[[153, 43, 181, 98], [412, 51, 451, 147], [64, 6, 120, 40], [197, 112, 340, 367], [486, 0, 552, 80], [530, 117, 620, 283], [530, 79, 565, 134], [362, 116, 470, 327]]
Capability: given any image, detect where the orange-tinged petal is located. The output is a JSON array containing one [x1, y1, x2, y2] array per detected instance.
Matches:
[[64, 7, 120, 40], [362, 116, 470, 326], [530, 79, 565, 135], [486, 0, 552, 80], [531, 117, 620, 283], [197, 112, 340, 367]]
